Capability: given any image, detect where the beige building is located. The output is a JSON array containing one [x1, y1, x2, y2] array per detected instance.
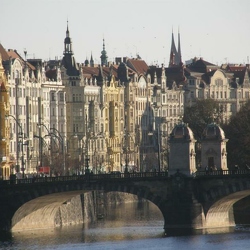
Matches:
[[0, 53, 10, 179], [102, 74, 124, 172], [184, 58, 250, 123]]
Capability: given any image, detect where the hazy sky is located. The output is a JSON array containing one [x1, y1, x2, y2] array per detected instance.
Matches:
[[1, 0, 249, 66]]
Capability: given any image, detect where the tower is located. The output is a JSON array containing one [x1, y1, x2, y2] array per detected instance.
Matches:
[[100, 39, 108, 66], [201, 123, 228, 170], [168, 122, 197, 176], [61, 21, 79, 77], [64, 20, 73, 55]]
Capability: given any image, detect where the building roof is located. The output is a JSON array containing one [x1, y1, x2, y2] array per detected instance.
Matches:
[[203, 123, 226, 140], [170, 122, 195, 141], [147, 64, 187, 88], [0, 44, 36, 71], [0, 44, 10, 61], [186, 57, 219, 73], [127, 58, 149, 75]]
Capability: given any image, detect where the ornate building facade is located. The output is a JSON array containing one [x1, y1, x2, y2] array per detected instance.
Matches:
[[1, 27, 250, 178], [0, 53, 10, 179]]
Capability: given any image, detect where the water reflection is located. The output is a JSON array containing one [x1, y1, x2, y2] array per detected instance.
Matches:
[[0, 200, 164, 246], [1, 201, 250, 250]]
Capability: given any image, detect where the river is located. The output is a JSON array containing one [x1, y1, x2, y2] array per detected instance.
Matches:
[[0, 201, 250, 250]]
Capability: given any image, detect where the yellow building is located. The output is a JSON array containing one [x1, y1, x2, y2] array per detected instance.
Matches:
[[103, 75, 124, 172], [0, 53, 11, 179]]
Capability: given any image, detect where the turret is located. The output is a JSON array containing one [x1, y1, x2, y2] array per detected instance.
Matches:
[[100, 39, 108, 66], [64, 21, 73, 55]]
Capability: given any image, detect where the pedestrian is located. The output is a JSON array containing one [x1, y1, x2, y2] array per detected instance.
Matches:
[[205, 166, 209, 175]]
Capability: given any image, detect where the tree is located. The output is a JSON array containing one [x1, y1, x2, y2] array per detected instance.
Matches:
[[183, 98, 223, 164], [222, 100, 250, 169], [183, 99, 223, 141]]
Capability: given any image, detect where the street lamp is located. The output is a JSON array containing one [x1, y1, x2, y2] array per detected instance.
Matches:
[[5, 114, 25, 178], [84, 115, 90, 174], [50, 128, 66, 175], [148, 124, 161, 172], [37, 123, 50, 173]]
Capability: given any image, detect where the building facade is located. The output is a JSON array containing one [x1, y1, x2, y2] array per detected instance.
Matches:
[[0, 53, 10, 179]]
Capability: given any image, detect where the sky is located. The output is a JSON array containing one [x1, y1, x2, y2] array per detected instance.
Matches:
[[1, 0, 250, 66]]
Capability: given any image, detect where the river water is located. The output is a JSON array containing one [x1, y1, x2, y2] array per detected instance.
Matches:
[[0, 201, 250, 250]]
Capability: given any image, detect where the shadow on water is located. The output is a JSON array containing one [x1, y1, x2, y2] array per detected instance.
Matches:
[[164, 226, 236, 237], [0, 230, 12, 243]]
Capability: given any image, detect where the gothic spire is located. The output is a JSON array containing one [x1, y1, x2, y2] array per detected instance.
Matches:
[[178, 27, 182, 64], [169, 28, 181, 66], [90, 52, 94, 67], [169, 29, 177, 66]]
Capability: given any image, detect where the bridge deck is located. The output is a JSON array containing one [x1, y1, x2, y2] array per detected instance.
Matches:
[[1, 170, 250, 186]]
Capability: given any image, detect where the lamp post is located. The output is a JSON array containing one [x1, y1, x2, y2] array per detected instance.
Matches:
[[148, 124, 161, 172], [123, 128, 129, 173], [157, 124, 161, 172], [5, 114, 25, 178], [50, 128, 65, 175], [84, 115, 90, 174], [37, 123, 51, 173]]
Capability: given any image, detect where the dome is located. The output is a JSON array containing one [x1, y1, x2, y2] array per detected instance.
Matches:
[[170, 122, 194, 140], [203, 123, 225, 140], [64, 37, 72, 44], [84, 59, 89, 66]]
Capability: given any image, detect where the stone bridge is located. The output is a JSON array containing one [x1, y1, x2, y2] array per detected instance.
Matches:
[[1, 170, 250, 234]]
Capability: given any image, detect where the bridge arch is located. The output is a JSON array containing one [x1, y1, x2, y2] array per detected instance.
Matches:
[[9, 180, 166, 232], [196, 177, 250, 228]]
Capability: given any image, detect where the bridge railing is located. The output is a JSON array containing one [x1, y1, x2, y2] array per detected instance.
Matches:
[[194, 169, 250, 177], [0, 171, 169, 185]]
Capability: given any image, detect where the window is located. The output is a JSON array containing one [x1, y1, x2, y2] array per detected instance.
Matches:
[[60, 92, 64, 101], [51, 92, 55, 101], [215, 78, 223, 87], [73, 124, 79, 132]]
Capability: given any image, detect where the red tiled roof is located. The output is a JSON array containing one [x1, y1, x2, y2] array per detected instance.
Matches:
[[82, 66, 99, 76], [227, 65, 246, 72], [0, 43, 10, 61], [127, 58, 149, 75]]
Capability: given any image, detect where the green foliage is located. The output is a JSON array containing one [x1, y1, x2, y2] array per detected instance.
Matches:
[[183, 98, 223, 141], [222, 100, 250, 169]]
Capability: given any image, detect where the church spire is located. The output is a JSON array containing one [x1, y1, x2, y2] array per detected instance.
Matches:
[[178, 27, 182, 63], [100, 38, 108, 66], [90, 52, 94, 67], [169, 28, 182, 66]]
